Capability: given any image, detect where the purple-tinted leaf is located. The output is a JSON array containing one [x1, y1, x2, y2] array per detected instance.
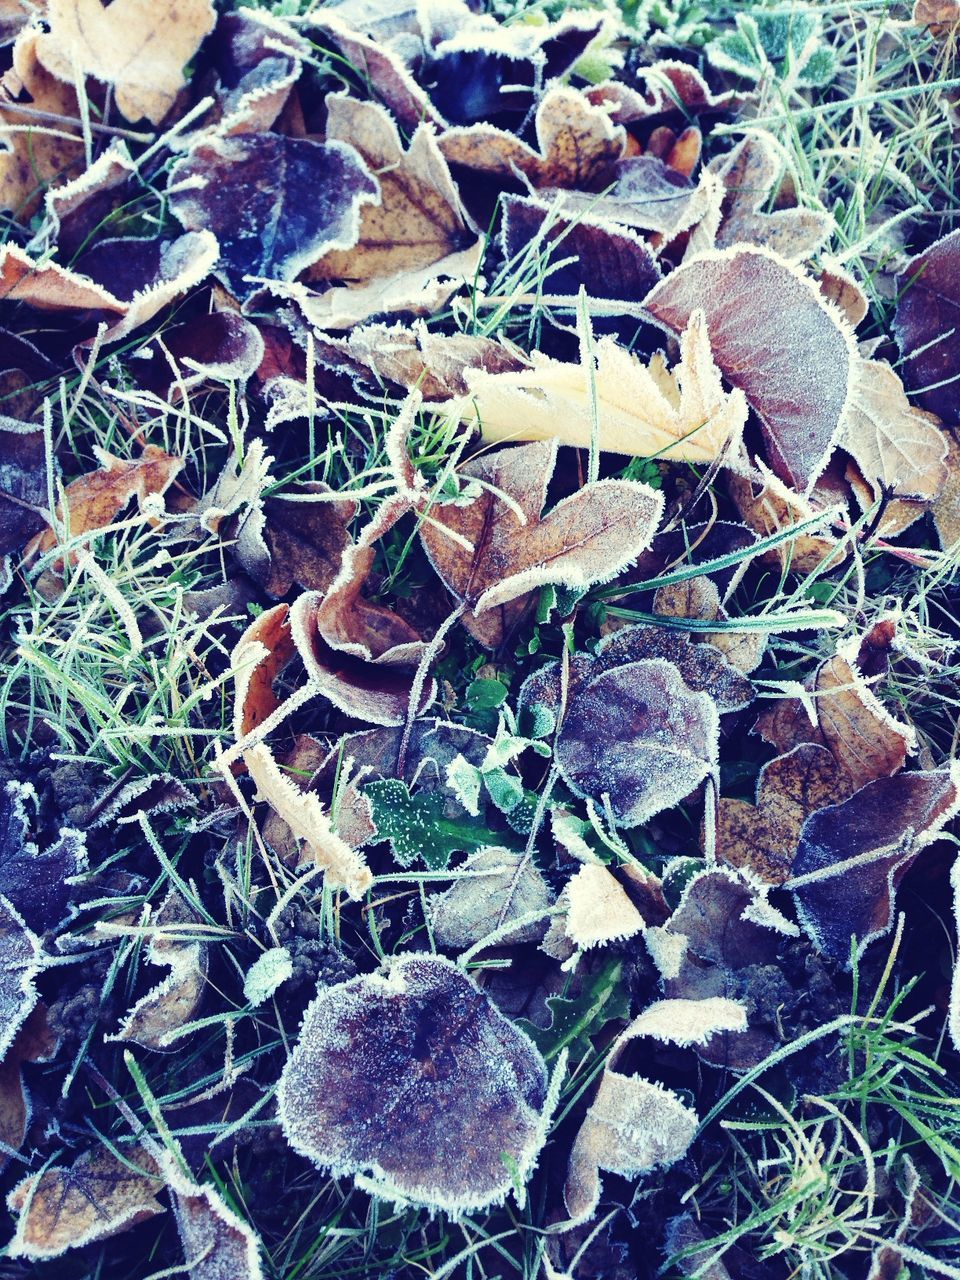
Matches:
[[894, 228, 960, 426], [0, 781, 86, 934], [0, 416, 50, 557]]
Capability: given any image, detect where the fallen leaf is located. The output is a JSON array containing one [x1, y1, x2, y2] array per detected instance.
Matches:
[[438, 85, 625, 188], [727, 459, 844, 574], [236, 483, 357, 599], [455, 312, 748, 465], [130, 313, 266, 400], [788, 766, 960, 964], [210, 9, 306, 135], [913, 0, 960, 37], [364, 777, 493, 870], [165, 1158, 264, 1280], [245, 742, 373, 900], [755, 622, 915, 793], [197, 438, 273, 538], [564, 1070, 697, 1222], [715, 743, 843, 884], [7, 1147, 164, 1259], [819, 258, 869, 328], [430, 847, 553, 947], [620, 997, 748, 1049], [586, 61, 737, 126], [563, 863, 646, 950], [0, 25, 84, 220], [590, 623, 753, 714], [894, 227, 960, 425], [0, 896, 43, 1061], [556, 657, 719, 828], [231, 602, 296, 744], [644, 246, 856, 493], [277, 953, 551, 1213], [932, 431, 960, 548], [419, 439, 663, 647], [0, 779, 86, 933], [0, 1004, 57, 1172], [0, 415, 50, 559], [36, 0, 217, 125], [0, 0, 34, 45], [106, 890, 208, 1051], [168, 133, 379, 301], [89, 773, 192, 827]]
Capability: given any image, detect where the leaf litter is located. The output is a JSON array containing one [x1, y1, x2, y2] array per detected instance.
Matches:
[[0, 0, 959, 1276]]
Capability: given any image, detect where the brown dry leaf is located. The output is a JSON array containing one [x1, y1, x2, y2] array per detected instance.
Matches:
[[913, 0, 960, 35], [0, 1004, 56, 1173], [231, 603, 295, 745], [419, 439, 663, 648], [715, 743, 843, 884], [586, 62, 738, 126], [105, 890, 208, 1051], [728, 461, 844, 575], [0, 242, 124, 311], [438, 85, 625, 189], [840, 359, 948, 520], [819, 259, 869, 329], [236, 483, 358, 599], [244, 741, 373, 900], [290, 496, 434, 725], [7, 1147, 164, 1260], [456, 312, 748, 465], [165, 1157, 264, 1280], [0, 1, 36, 45], [755, 621, 915, 793], [788, 766, 960, 964], [932, 431, 960, 548], [563, 863, 646, 950], [0, 25, 84, 220], [564, 1070, 697, 1223], [36, 0, 217, 125], [26, 444, 183, 569], [429, 848, 553, 948]]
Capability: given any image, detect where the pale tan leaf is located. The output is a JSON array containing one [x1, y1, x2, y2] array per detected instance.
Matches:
[[619, 997, 748, 1048], [165, 1158, 264, 1280], [563, 863, 645, 950], [430, 848, 553, 948]]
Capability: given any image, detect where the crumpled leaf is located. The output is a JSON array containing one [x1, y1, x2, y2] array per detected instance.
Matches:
[[437, 85, 625, 188], [236, 482, 357, 599], [0, 415, 49, 559], [36, 0, 217, 125], [0, 1004, 57, 1173], [7, 1147, 164, 1259], [290, 497, 435, 725], [894, 227, 960, 426], [555, 657, 720, 829], [430, 847, 553, 947], [130, 312, 266, 400], [586, 62, 738, 127], [0, 896, 42, 1061], [277, 953, 551, 1214], [231, 601, 296, 744], [563, 862, 646, 950], [727, 459, 844, 574], [0, 25, 84, 220], [106, 890, 208, 1051], [210, 9, 306, 135], [165, 1156, 264, 1280], [0, 780, 86, 933], [197, 438, 273, 538], [168, 133, 379, 302], [644, 245, 856, 493], [245, 742, 373, 900], [419, 439, 663, 647], [715, 743, 842, 885], [564, 1070, 697, 1223], [455, 312, 748, 465], [755, 620, 915, 793], [788, 766, 960, 964]]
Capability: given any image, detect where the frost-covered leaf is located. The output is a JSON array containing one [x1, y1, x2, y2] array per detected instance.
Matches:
[[755, 620, 914, 793], [0, 1005, 56, 1173], [913, 0, 960, 36], [437, 86, 625, 188], [245, 742, 373, 900], [419, 440, 663, 648], [564, 1070, 698, 1222], [563, 863, 645, 950], [7, 1147, 164, 1259], [586, 61, 738, 126], [364, 779, 495, 870], [542, 156, 720, 240], [715, 743, 842, 884], [0, 416, 49, 558], [592, 624, 753, 713], [0, 781, 86, 933], [168, 134, 378, 301], [707, 7, 836, 88], [557, 657, 719, 829], [89, 773, 192, 827], [456, 312, 748, 465], [277, 953, 550, 1214], [166, 1158, 264, 1280], [894, 227, 960, 426], [788, 767, 960, 965], [620, 997, 748, 1048], [644, 246, 855, 493], [430, 848, 553, 947], [131, 313, 266, 400], [208, 9, 306, 135], [36, 0, 216, 123], [0, 896, 42, 1062], [230, 602, 296, 744], [236, 482, 357, 600], [243, 947, 293, 1007], [520, 959, 629, 1060], [727, 459, 844, 575]]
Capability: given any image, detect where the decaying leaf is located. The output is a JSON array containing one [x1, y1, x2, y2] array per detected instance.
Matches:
[[644, 246, 856, 492], [231, 602, 296, 744], [914, 0, 960, 35], [277, 953, 551, 1213], [0, 896, 43, 1062], [430, 848, 553, 948], [236, 483, 357, 599], [419, 439, 663, 647], [166, 1157, 264, 1280], [788, 766, 960, 964], [894, 227, 960, 426], [620, 997, 748, 1049], [455, 312, 748, 465], [556, 657, 719, 829], [0, 26, 84, 220], [727, 459, 843, 574], [541, 157, 720, 241], [562, 863, 646, 950], [244, 742, 373, 901], [0, 1004, 57, 1173], [0, 415, 50, 561], [106, 890, 208, 1051], [36, 0, 217, 125], [564, 1070, 697, 1222], [438, 85, 625, 188], [715, 743, 843, 884], [755, 621, 915, 793], [7, 1147, 164, 1259], [168, 134, 379, 301], [0, 780, 86, 933]]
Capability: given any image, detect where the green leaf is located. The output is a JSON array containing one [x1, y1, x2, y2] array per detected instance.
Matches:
[[484, 767, 524, 815], [518, 961, 629, 1061], [467, 678, 509, 711], [364, 779, 501, 870]]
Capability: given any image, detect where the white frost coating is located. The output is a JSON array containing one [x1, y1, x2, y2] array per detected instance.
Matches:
[[643, 925, 688, 980], [833, 628, 919, 757], [563, 863, 645, 949], [0, 895, 43, 1064], [243, 947, 293, 1007], [429, 848, 554, 948], [164, 1154, 264, 1280], [951, 856, 960, 1054], [618, 997, 748, 1049]]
